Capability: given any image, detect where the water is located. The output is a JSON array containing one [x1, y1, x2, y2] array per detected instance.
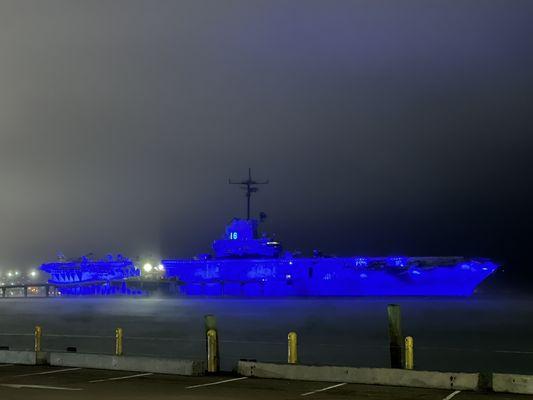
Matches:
[[0, 295, 532, 373]]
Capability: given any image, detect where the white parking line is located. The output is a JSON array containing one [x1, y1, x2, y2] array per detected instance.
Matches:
[[89, 372, 153, 383], [186, 376, 248, 389], [1, 384, 83, 391], [301, 382, 347, 396], [443, 390, 461, 400], [12, 367, 82, 377]]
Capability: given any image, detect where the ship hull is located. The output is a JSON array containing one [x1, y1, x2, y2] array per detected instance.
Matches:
[[162, 257, 497, 296]]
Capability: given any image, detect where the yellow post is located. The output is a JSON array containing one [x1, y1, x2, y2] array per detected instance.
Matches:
[[34, 326, 42, 352], [207, 329, 218, 373], [115, 327, 123, 356], [288, 331, 298, 364], [405, 336, 414, 370]]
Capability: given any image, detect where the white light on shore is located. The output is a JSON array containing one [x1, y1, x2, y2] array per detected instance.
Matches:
[[143, 263, 153, 273]]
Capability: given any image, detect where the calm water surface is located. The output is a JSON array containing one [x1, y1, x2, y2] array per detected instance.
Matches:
[[0, 295, 531, 373]]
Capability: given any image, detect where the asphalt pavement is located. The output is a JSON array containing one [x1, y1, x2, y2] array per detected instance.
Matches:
[[0, 363, 529, 400]]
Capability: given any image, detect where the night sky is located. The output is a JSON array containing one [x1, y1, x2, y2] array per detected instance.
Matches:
[[0, 1, 532, 285]]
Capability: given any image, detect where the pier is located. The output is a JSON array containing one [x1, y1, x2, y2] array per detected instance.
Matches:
[[0, 279, 182, 298], [0, 283, 57, 298]]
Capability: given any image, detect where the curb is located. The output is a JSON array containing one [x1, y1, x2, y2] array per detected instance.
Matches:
[[238, 361, 480, 391], [3, 351, 533, 395], [49, 352, 206, 376], [0, 350, 48, 365], [493, 373, 533, 395]]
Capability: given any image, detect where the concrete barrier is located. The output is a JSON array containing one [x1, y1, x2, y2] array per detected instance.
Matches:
[[493, 373, 533, 395], [238, 361, 480, 391], [50, 352, 205, 376], [0, 350, 48, 365]]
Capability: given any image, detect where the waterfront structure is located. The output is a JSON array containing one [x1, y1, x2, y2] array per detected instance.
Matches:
[[40, 254, 141, 295]]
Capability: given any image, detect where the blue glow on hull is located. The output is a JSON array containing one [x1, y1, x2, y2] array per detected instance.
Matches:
[[52, 282, 144, 296], [40, 255, 143, 296], [38, 219, 499, 297], [162, 257, 498, 297]]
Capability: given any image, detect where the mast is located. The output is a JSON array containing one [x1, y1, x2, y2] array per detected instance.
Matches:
[[229, 168, 269, 220]]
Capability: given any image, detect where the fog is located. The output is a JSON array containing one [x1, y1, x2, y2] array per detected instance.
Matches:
[[0, 1, 532, 286]]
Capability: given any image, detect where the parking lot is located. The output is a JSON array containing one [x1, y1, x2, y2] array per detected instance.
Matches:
[[0, 363, 529, 400]]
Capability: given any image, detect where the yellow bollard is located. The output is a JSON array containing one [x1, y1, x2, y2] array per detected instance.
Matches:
[[288, 331, 298, 364], [115, 327, 123, 356], [34, 326, 42, 352], [404, 336, 414, 370], [207, 329, 218, 373]]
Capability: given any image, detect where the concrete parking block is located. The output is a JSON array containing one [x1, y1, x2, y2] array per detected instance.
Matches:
[[0, 350, 48, 365], [238, 361, 480, 390], [50, 352, 205, 376], [493, 373, 533, 395]]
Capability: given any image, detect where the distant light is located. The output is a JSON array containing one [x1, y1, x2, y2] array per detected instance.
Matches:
[[30, 270, 37, 278], [14, 271, 19, 276], [143, 263, 153, 273], [359, 273, 368, 279], [355, 257, 368, 267], [285, 274, 292, 279], [7, 272, 13, 277], [157, 264, 165, 272], [388, 257, 406, 267]]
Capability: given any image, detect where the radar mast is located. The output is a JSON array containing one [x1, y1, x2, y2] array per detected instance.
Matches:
[[229, 168, 269, 220]]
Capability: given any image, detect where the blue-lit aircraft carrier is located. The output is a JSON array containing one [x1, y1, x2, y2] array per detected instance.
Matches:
[[162, 170, 498, 296], [40, 254, 143, 296], [162, 219, 497, 296], [39, 170, 498, 296]]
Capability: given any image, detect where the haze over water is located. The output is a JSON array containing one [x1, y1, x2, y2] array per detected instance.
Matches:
[[1, 295, 532, 374]]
